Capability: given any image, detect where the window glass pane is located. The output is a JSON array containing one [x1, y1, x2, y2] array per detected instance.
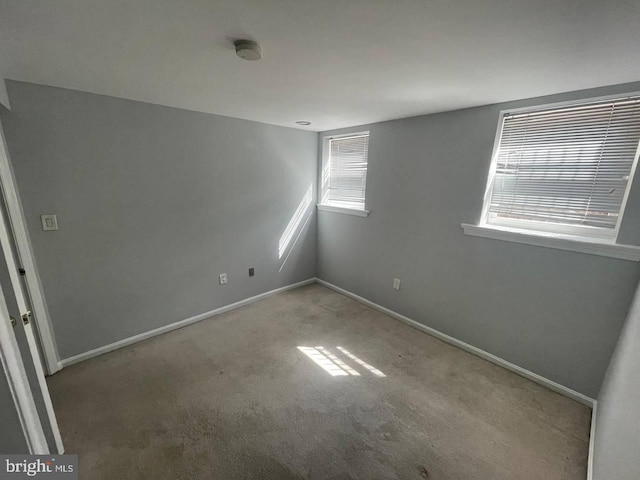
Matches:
[[486, 97, 640, 237], [324, 134, 369, 209]]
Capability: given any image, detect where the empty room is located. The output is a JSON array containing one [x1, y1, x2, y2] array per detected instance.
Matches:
[[0, 1, 639, 479]]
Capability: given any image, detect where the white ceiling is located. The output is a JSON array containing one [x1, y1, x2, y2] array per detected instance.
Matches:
[[1, 0, 639, 131]]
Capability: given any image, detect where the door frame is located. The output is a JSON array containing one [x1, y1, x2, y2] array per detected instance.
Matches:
[[0, 176, 65, 454], [0, 284, 50, 454], [0, 118, 61, 375]]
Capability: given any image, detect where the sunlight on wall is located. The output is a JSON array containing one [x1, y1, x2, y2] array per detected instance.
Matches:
[[320, 160, 330, 204], [279, 185, 313, 259], [297, 345, 386, 377]]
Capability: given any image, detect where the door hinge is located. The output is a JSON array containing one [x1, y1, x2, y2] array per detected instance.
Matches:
[[22, 311, 32, 325], [10, 316, 17, 327]]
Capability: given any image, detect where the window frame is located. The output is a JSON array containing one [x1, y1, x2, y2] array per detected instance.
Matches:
[[479, 93, 640, 244], [318, 131, 371, 217]]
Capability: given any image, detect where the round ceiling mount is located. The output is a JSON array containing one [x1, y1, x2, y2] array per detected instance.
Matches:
[[234, 39, 262, 61], [295, 121, 312, 126]]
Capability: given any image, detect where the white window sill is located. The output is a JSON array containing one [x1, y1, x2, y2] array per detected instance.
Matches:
[[317, 204, 370, 217], [461, 223, 640, 261]]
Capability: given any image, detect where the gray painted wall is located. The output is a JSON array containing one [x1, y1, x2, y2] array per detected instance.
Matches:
[[2, 78, 639, 399], [0, 48, 9, 109], [318, 82, 640, 398], [1, 81, 317, 360], [0, 67, 8, 109], [0, 81, 8, 110], [593, 280, 640, 479]]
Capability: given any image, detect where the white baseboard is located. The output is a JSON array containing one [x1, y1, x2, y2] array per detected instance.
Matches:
[[60, 278, 317, 367], [59, 275, 596, 478], [587, 401, 597, 480], [61, 274, 596, 407], [315, 278, 596, 408]]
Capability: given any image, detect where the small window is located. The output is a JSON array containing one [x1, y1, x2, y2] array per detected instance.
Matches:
[[321, 132, 369, 211], [481, 96, 640, 240]]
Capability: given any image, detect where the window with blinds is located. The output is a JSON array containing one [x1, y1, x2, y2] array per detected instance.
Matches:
[[481, 96, 640, 239], [321, 133, 369, 210]]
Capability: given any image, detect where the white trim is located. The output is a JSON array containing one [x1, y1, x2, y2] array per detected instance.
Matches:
[[488, 214, 618, 241], [320, 130, 370, 212], [57, 275, 598, 474], [317, 204, 370, 217], [615, 136, 640, 240], [587, 401, 598, 480], [315, 278, 595, 407], [0, 121, 60, 375], [60, 278, 316, 367], [0, 174, 64, 454], [0, 284, 49, 454], [323, 131, 370, 141], [479, 110, 507, 226], [461, 223, 640, 261], [22, 323, 64, 454], [479, 92, 640, 242]]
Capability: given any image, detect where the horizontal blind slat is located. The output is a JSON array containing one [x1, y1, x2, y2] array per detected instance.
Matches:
[[488, 96, 640, 233], [326, 134, 369, 208]]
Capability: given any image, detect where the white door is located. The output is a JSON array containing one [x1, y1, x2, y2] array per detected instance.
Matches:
[[0, 268, 49, 453], [0, 182, 64, 454]]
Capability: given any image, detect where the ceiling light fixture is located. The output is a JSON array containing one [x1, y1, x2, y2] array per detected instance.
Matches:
[[296, 121, 312, 126], [234, 39, 262, 61]]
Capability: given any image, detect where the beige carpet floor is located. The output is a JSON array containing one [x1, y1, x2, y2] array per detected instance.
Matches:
[[47, 283, 591, 479]]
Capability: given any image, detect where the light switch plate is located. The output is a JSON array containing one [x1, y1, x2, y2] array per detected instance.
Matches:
[[41, 214, 58, 231], [393, 278, 401, 290], [219, 273, 228, 285]]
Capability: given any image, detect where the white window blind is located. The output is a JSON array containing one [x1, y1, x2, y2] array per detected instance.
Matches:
[[323, 133, 369, 210], [483, 96, 640, 239]]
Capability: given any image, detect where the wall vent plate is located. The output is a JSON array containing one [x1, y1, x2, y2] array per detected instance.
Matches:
[[41, 214, 58, 231]]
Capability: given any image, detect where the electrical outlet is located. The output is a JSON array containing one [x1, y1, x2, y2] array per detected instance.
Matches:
[[249, 267, 255, 277], [219, 273, 228, 285], [393, 278, 401, 290]]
